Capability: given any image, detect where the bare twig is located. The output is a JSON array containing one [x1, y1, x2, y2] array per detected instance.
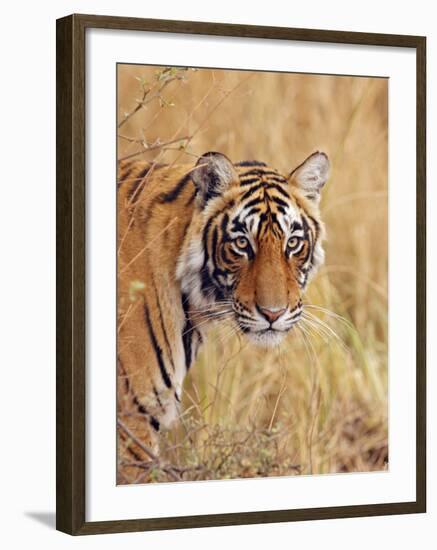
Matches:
[[118, 71, 185, 129], [117, 419, 158, 461], [118, 136, 191, 161]]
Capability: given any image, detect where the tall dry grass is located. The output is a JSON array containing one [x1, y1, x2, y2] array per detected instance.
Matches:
[[117, 65, 388, 481]]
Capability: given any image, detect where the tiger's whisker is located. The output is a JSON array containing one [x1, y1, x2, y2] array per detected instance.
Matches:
[[301, 316, 332, 344], [303, 304, 353, 328], [182, 313, 233, 336], [302, 311, 348, 352]]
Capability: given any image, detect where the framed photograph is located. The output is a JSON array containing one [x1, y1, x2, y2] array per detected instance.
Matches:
[[56, 13, 426, 535]]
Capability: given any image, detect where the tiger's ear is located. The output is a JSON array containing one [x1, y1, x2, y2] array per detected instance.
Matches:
[[288, 151, 330, 202], [191, 152, 238, 205]]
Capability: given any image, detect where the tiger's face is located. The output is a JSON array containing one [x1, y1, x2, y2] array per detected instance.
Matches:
[[178, 151, 330, 347]]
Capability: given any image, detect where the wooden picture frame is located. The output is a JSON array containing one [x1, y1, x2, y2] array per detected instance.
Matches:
[[56, 13, 426, 535]]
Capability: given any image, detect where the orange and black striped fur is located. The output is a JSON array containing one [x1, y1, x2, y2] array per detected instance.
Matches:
[[117, 151, 330, 470]]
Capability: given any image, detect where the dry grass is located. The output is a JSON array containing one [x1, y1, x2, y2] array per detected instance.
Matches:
[[117, 65, 388, 482]]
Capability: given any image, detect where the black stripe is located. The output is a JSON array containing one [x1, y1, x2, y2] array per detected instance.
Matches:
[[183, 332, 193, 371], [153, 277, 176, 372], [212, 226, 220, 267], [126, 165, 151, 201], [256, 211, 269, 239], [235, 160, 267, 167], [185, 190, 197, 206], [265, 175, 288, 184], [270, 195, 289, 208], [200, 217, 214, 296], [238, 168, 282, 179], [265, 183, 290, 198], [240, 183, 264, 201], [307, 214, 321, 240], [181, 293, 194, 371], [117, 162, 136, 189], [134, 396, 148, 415], [299, 215, 314, 267], [120, 359, 162, 435], [143, 303, 172, 389], [239, 177, 261, 186], [150, 416, 160, 431], [230, 216, 248, 234], [159, 173, 191, 203], [220, 212, 230, 235], [153, 386, 165, 411], [269, 212, 285, 236], [291, 221, 304, 231], [246, 206, 262, 217], [243, 197, 264, 209], [119, 432, 143, 462], [199, 205, 230, 300], [238, 312, 256, 322], [289, 308, 302, 320], [133, 396, 161, 432], [211, 226, 231, 281]]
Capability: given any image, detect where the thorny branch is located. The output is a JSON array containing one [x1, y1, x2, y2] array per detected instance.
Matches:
[[118, 136, 191, 162]]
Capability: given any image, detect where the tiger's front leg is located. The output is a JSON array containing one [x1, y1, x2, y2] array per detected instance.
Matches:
[[117, 352, 163, 483], [117, 289, 196, 481]]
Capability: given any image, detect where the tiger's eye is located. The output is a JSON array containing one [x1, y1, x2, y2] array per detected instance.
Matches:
[[287, 236, 301, 250], [235, 236, 249, 249]]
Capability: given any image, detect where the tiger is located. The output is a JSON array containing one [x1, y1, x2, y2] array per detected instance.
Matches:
[[117, 150, 330, 475]]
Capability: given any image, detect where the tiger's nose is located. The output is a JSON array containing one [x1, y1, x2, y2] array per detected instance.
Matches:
[[258, 306, 287, 323]]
